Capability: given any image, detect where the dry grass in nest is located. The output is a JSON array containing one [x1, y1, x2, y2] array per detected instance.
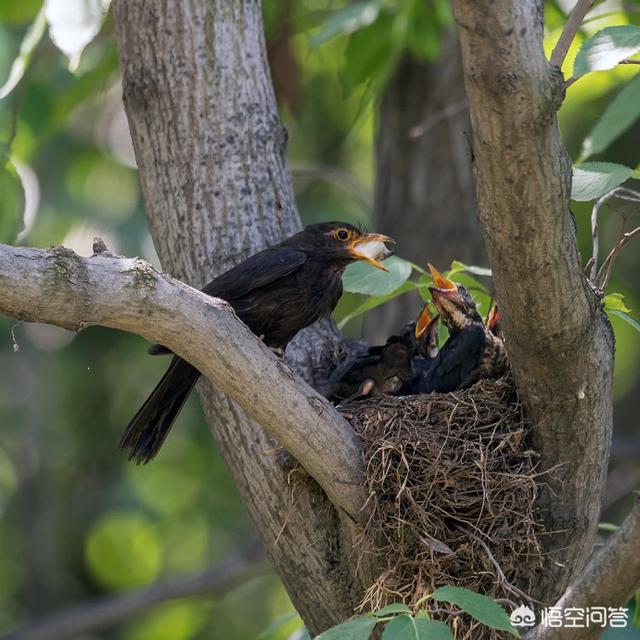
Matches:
[[340, 377, 546, 639]]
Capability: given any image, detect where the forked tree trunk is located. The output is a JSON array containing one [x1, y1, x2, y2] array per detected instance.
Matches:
[[111, 0, 616, 634]]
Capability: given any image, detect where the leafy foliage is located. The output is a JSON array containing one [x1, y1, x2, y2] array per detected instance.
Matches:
[[314, 586, 518, 639], [0, 6, 46, 99], [580, 75, 640, 160], [430, 586, 519, 637], [45, 0, 111, 72], [381, 615, 451, 640], [573, 25, 640, 77], [571, 162, 636, 201], [314, 615, 378, 640]]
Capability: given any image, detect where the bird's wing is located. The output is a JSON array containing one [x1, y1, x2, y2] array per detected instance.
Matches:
[[428, 325, 484, 392], [202, 246, 308, 300]]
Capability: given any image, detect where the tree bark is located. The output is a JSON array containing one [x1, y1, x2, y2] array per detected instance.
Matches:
[[369, 31, 483, 342], [450, 0, 615, 602], [112, 0, 367, 633]]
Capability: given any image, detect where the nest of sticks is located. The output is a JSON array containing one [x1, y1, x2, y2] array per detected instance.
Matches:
[[340, 377, 546, 639]]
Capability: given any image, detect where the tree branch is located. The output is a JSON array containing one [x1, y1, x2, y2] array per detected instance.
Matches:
[[549, 0, 594, 68], [0, 243, 366, 521], [3, 545, 267, 640], [451, 0, 615, 602], [526, 493, 640, 640]]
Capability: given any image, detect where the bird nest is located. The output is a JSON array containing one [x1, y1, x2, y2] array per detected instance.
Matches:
[[340, 377, 546, 638]]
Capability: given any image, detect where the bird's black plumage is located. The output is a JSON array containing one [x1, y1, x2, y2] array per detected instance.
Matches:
[[329, 327, 416, 402], [120, 222, 393, 463], [412, 266, 507, 394]]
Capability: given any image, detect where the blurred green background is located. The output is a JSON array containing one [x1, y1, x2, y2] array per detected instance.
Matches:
[[0, 0, 639, 638]]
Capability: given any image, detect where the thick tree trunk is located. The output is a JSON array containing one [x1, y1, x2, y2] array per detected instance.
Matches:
[[369, 31, 483, 342], [450, 0, 615, 603], [112, 1, 365, 633]]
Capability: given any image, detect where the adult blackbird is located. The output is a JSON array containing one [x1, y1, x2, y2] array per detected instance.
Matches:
[[120, 222, 394, 463], [414, 264, 507, 394]]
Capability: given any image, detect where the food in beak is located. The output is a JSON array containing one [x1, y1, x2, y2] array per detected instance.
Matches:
[[352, 235, 395, 271]]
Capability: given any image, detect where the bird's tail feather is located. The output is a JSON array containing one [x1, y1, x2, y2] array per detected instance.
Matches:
[[119, 356, 200, 463]]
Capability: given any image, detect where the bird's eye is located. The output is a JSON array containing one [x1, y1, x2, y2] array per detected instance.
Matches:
[[336, 228, 350, 241]]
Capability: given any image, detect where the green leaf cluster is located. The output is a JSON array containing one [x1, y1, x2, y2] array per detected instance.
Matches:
[[309, 586, 519, 639]]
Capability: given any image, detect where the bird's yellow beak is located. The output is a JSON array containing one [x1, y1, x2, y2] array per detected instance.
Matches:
[[427, 263, 457, 290], [415, 304, 432, 338], [350, 234, 395, 271]]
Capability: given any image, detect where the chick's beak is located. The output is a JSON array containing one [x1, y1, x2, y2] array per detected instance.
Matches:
[[415, 304, 432, 338], [350, 234, 395, 271], [427, 263, 457, 290]]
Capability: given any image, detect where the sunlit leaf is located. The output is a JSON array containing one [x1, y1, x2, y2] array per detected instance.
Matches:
[[0, 7, 47, 100], [315, 615, 377, 640], [311, 0, 381, 47], [571, 162, 634, 201], [609, 309, 640, 332], [343, 255, 413, 296], [431, 587, 519, 637], [603, 292, 631, 313], [597, 522, 620, 533], [448, 260, 492, 278], [0, 158, 25, 243], [373, 603, 412, 617], [573, 25, 640, 77], [45, 0, 111, 72], [581, 75, 640, 160], [381, 615, 452, 640]]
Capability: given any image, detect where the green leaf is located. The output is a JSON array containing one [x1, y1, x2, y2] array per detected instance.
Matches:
[[311, 0, 381, 47], [581, 75, 640, 160], [315, 615, 377, 640], [573, 25, 640, 77], [343, 256, 413, 296], [258, 612, 300, 639], [343, 13, 398, 89], [381, 615, 452, 640], [0, 7, 47, 100], [597, 522, 620, 533], [373, 603, 412, 617], [634, 590, 640, 628], [431, 587, 519, 637], [0, 159, 25, 243], [337, 281, 418, 329], [45, 0, 111, 72], [603, 293, 631, 313], [448, 260, 492, 278], [609, 309, 640, 332], [571, 162, 634, 201]]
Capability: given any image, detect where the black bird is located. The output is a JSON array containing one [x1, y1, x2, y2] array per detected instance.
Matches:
[[400, 304, 441, 394], [120, 222, 394, 463], [413, 264, 507, 394], [329, 325, 416, 402]]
